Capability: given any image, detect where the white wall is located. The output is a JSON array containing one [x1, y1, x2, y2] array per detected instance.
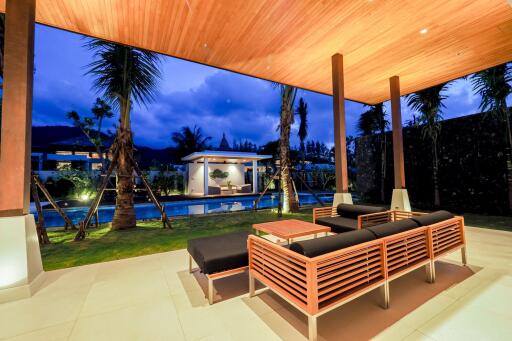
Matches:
[[187, 163, 245, 195]]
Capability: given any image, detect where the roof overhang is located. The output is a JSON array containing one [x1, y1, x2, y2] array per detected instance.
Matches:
[[182, 151, 271, 163], [1, 0, 511, 104]]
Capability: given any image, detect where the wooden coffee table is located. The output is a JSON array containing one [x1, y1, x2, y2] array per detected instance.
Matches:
[[252, 219, 330, 244]]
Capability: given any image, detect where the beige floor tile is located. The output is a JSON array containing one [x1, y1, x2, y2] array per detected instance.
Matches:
[[2, 321, 74, 341], [0, 287, 88, 339], [401, 330, 436, 341], [418, 300, 512, 340], [177, 307, 229, 340], [69, 296, 184, 341], [454, 276, 512, 318], [79, 268, 170, 317]]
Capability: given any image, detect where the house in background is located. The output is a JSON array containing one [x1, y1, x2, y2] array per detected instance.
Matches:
[[182, 151, 271, 196]]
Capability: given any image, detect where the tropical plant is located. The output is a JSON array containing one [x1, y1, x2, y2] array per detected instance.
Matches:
[[59, 167, 95, 201], [209, 169, 229, 181], [296, 97, 308, 167], [172, 125, 212, 160], [406, 83, 450, 207], [67, 98, 114, 170], [275, 84, 299, 213], [84, 39, 162, 229], [470, 63, 512, 209], [357, 103, 388, 202]]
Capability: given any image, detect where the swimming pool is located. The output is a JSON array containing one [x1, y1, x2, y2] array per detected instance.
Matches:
[[34, 193, 334, 228]]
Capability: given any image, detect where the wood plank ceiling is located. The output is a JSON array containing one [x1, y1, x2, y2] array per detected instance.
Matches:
[[1, 0, 511, 104]]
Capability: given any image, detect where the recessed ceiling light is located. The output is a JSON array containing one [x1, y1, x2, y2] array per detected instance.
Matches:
[[419, 28, 428, 35]]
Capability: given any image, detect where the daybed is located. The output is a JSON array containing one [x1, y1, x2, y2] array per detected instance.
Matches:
[[313, 203, 387, 233], [248, 210, 466, 341], [187, 231, 250, 304]]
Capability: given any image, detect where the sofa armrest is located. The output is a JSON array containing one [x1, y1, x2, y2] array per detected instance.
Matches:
[[248, 235, 311, 311], [357, 211, 393, 229], [312, 206, 338, 223]]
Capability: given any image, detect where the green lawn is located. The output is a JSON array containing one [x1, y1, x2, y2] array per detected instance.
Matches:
[[41, 208, 511, 271], [41, 209, 313, 271]]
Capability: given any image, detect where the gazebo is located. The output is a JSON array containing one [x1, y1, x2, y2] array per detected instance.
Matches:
[[0, 0, 511, 304], [181, 151, 271, 196]]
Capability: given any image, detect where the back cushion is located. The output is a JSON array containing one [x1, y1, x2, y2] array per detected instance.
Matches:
[[367, 219, 419, 238], [411, 210, 454, 226], [289, 229, 376, 257], [336, 204, 387, 219]]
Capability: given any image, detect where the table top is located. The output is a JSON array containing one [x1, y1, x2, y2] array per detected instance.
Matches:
[[252, 219, 330, 240]]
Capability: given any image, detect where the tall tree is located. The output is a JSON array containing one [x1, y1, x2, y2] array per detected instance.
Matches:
[[172, 125, 211, 160], [470, 63, 512, 209], [67, 98, 114, 170], [296, 97, 308, 167], [275, 84, 298, 213], [85, 39, 161, 230], [406, 83, 450, 207], [357, 103, 388, 202]]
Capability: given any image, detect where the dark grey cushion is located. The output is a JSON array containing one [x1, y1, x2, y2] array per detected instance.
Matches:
[[187, 231, 249, 274], [315, 216, 358, 233], [411, 210, 454, 226], [366, 219, 420, 238], [336, 204, 387, 219], [290, 229, 376, 257]]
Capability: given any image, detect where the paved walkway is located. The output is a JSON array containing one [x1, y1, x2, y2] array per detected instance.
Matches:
[[0, 226, 511, 340]]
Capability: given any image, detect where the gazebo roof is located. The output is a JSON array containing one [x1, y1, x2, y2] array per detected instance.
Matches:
[[181, 151, 271, 163], [1, 0, 511, 104]]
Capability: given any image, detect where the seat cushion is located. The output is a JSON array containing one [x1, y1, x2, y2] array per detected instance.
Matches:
[[366, 219, 420, 238], [315, 216, 358, 233], [411, 210, 454, 226], [337, 204, 387, 219], [290, 229, 376, 257], [187, 231, 250, 274]]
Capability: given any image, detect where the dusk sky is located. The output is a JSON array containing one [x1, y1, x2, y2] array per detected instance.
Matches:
[[33, 25, 490, 149]]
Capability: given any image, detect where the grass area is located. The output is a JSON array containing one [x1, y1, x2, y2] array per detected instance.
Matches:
[[41, 207, 512, 271], [41, 209, 313, 271], [462, 213, 512, 232]]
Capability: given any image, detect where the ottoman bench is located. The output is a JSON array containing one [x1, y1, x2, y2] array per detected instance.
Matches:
[[187, 231, 250, 304]]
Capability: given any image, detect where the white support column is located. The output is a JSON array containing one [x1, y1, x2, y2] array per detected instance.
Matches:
[[203, 158, 209, 196], [252, 160, 258, 193]]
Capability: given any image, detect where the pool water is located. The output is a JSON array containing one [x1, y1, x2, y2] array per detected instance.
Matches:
[[34, 193, 334, 228]]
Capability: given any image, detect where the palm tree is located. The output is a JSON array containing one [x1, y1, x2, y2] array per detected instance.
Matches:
[[275, 84, 298, 213], [85, 39, 161, 230], [357, 103, 388, 202], [296, 97, 308, 168], [406, 83, 450, 207], [172, 125, 212, 160], [470, 63, 512, 209]]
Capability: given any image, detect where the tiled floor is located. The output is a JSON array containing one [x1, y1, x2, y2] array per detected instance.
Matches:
[[0, 226, 511, 340]]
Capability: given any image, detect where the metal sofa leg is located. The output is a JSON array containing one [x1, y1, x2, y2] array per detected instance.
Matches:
[[426, 261, 435, 283], [208, 276, 215, 305], [308, 315, 317, 341], [380, 282, 390, 309], [188, 254, 193, 273], [461, 246, 467, 265], [249, 272, 255, 297], [428, 260, 436, 283]]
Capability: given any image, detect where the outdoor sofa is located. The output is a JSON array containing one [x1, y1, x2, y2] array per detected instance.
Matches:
[[313, 203, 387, 233], [248, 210, 467, 341]]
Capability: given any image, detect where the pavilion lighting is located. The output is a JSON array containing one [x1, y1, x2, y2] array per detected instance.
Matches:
[[419, 28, 428, 34]]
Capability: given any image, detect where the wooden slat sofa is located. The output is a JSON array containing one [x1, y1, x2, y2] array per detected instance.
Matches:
[[248, 210, 466, 341]]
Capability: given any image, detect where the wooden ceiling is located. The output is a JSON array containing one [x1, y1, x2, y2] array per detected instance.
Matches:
[[1, 0, 512, 104]]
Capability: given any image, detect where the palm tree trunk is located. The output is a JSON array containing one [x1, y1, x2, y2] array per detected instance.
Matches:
[[432, 140, 441, 207], [111, 97, 136, 229], [280, 107, 298, 213]]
